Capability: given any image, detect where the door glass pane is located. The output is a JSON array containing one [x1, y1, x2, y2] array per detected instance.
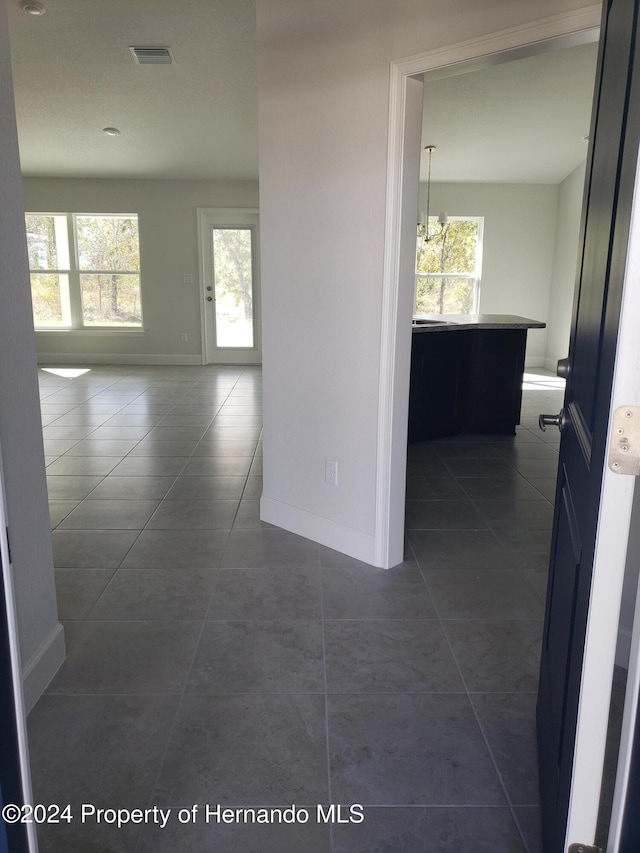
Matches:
[[212, 228, 254, 348], [80, 274, 142, 326]]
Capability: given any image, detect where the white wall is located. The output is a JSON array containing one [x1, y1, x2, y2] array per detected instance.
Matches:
[[0, 2, 64, 711], [546, 161, 587, 371], [23, 177, 259, 364], [419, 182, 559, 365], [256, 0, 597, 564]]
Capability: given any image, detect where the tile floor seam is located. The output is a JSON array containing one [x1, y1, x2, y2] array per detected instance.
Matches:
[[414, 562, 513, 799], [407, 535, 516, 819], [467, 696, 534, 852], [36, 364, 555, 851], [407, 421, 553, 850], [64, 411, 253, 567], [135, 564, 225, 847], [315, 566, 335, 853]]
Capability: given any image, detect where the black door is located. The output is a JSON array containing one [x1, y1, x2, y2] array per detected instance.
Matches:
[[537, 1, 640, 850]]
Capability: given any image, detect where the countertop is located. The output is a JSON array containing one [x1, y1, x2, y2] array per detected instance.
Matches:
[[411, 313, 546, 332]]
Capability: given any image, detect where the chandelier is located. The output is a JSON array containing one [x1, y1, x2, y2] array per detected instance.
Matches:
[[419, 145, 448, 242]]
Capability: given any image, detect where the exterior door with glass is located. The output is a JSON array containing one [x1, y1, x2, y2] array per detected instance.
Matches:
[[198, 208, 261, 364]]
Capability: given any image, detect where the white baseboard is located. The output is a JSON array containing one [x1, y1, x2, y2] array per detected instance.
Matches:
[[543, 356, 559, 373], [22, 621, 66, 714], [260, 495, 377, 566], [37, 353, 203, 366]]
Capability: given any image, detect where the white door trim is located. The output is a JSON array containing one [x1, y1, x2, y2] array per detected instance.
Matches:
[[375, 4, 601, 561], [197, 207, 261, 365]]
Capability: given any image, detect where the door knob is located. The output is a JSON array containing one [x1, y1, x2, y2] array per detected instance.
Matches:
[[206, 296, 213, 302], [539, 409, 567, 432], [557, 357, 570, 379]]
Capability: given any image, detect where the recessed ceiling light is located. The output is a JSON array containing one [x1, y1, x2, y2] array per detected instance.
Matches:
[[20, 1, 45, 15], [102, 127, 121, 137]]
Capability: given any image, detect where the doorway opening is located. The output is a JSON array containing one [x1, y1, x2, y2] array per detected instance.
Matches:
[[376, 13, 602, 570], [379, 9, 623, 849]]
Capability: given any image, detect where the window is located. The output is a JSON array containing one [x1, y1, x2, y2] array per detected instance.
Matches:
[[415, 216, 483, 315], [25, 213, 142, 329], [212, 227, 255, 348]]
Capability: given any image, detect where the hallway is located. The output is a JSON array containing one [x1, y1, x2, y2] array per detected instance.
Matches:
[[27, 364, 562, 852]]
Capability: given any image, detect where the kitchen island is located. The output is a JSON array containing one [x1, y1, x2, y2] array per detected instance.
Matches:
[[409, 314, 546, 441]]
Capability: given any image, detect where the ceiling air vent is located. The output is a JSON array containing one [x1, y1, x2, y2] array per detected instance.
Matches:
[[129, 46, 175, 65]]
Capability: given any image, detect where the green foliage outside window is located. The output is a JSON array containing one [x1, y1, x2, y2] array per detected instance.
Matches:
[[415, 218, 481, 314], [212, 228, 254, 348], [25, 214, 59, 270], [76, 216, 141, 325], [25, 213, 142, 328], [76, 216, 140, 272], [213, 229, 253, 320], [30, 274, 63, 325]]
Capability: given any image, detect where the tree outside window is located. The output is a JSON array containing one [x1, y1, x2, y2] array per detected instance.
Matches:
[[25, 213, 142, 329], [415, 216, 483, 314], [212, 228, 254, 348]]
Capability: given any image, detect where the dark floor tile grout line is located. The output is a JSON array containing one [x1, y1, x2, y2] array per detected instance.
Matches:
[[129, 368, 263, 853], [38, 366, 552, 851], [135, 567, 226, 853], [48, 368, 263, 632], [50, 373, 262, 564], [467, 696, 534, 853], [317, 567, 337, 853], [407, 519, 533, 849]]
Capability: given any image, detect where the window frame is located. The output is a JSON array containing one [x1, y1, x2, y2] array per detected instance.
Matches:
[[414, 215, 484, 315], [25, 212, 144, 332]]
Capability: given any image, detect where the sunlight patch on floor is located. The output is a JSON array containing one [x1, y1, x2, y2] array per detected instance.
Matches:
[[41, 367, 92, 379], [522, 371, 566, 391]]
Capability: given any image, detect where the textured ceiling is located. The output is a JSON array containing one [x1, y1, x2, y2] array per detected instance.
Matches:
[[7, 0, 258, 180], [8, 1, 598, 184], [420, 40, 599, 184]]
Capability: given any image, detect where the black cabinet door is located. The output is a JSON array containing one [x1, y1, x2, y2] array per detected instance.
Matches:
[[464, 329, 526, 434], [408, 331, 467, 441]]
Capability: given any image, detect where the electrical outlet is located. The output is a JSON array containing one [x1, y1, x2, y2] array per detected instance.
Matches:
[[180, 332, 188, 343], [183, 274, 193, 284], [325, 459, 338, 486]]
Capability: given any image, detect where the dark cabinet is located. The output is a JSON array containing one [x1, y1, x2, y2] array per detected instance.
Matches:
[[408, 326, 529, 441]]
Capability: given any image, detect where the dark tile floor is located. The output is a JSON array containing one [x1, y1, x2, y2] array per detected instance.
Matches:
[[27, 365, 564, 852]]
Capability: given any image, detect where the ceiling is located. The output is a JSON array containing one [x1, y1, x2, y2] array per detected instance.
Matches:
[[7, 0, 258, 180], [8, 1, 598, 185], [420, 40, 599, 184]]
